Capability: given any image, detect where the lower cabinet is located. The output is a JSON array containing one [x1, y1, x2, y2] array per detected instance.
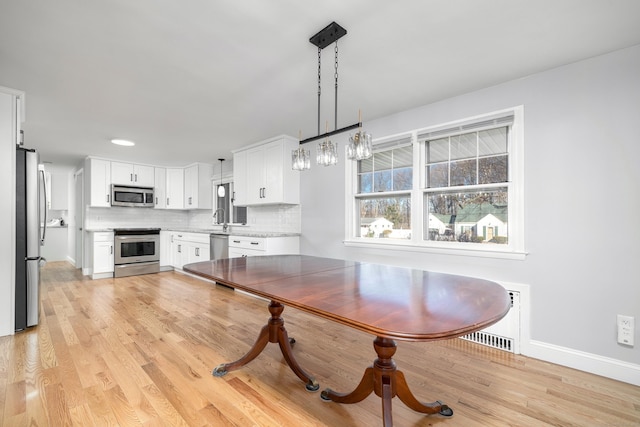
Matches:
[[171, 232, 210, 270], [159, 230, 173, 270], [228, 235, 299, 258], [91, 231, 114, 279]]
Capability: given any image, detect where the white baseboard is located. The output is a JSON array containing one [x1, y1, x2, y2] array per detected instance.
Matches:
[[528, 340, 640, 386]]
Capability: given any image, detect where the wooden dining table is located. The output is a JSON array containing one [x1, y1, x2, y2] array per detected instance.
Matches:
[[184, 255, 510, 426]]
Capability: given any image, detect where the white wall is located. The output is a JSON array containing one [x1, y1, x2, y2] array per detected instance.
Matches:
[[0, 89, 18, 336], [300, 45, 640, 382]]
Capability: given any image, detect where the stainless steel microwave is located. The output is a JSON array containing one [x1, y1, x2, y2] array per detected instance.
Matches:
[[111, 185, 154, 207]]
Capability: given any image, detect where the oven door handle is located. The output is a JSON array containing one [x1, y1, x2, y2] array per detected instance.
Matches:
[[115, 235, 159, 242]]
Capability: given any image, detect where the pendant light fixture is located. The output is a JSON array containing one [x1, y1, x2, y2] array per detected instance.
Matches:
[[292, 21, 372, 170], [346, 110, 372, 160], [217, 158, 226, 198], [292, 131, 311, 170]]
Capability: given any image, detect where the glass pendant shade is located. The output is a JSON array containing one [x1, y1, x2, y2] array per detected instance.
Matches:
[[292, 147, 311, 170], [317, 140, 338, 166], [217, 158, 226, 197], [347, 130, 373, 160]]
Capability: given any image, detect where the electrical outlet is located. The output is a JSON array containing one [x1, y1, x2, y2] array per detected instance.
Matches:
[[617, 315, 634, 346]]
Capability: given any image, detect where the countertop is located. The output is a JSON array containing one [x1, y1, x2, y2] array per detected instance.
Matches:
[[84, 227, 299, 238], [165, 228, 300, 238]]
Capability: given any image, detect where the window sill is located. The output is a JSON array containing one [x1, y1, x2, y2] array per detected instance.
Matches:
[[343, 238, 527, 260]]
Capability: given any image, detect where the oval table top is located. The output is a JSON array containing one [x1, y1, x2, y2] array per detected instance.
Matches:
[[184, 255, 510, 341]]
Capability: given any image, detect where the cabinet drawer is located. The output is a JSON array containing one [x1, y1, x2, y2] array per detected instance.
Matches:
[[174, 232, 210, 245], [93, 232, 114, 242], [229, 236, 265, 251], [229, 247, 264, 258]]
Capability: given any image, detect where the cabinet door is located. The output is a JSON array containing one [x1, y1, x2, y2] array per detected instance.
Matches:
[[111, 162, 134, 185], [184, 164, 197, 208], [159, 231, 172, 266], [165, 168, 184, 209], [88, 158, 111, 207], [154, 167, 166, 209], [93, 241, 114, 274], [263, 142, 284, 203], [173, 241, 185, 269], [133, 164, 155, 187], [187, 243, 210, 264], [233, 150, 247, 206], [245, 146, 265, 204]]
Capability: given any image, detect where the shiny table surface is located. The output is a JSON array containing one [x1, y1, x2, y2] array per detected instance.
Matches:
[[184, 255, 510, 341]]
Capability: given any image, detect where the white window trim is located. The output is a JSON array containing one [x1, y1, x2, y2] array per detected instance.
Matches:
[[344, 106, 526, 260]]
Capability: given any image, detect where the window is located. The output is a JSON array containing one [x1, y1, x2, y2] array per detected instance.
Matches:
[[347, 107, 524, 258], [423, 126, 509, 244], [356, 145, 412, 240], [215, 182, 247, 225]]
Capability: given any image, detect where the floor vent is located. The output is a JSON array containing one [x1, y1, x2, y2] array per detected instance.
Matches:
[[461, 290, 520, 353]]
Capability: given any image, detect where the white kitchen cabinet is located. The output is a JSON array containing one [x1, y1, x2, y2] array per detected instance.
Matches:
[[171, 232, 210, 269], [159, 230, 172, 268], [111, 161, 154, 187], [228, 235, 299, 258], [165, 168, 184, 209], [184, 163, 213, 209], [86, 158, 111, 207], [91, 231, 114, 279], [233, 135, 299, 206], [154, 167, 167, 209], [232, 150, 247, 206]]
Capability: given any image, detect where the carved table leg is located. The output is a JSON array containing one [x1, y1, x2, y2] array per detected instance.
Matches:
[[321, 336, 452, 426], [213, 300, 319, 392]]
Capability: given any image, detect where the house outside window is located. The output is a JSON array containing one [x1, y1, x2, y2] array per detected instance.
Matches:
[[346, 107, 524, 259]]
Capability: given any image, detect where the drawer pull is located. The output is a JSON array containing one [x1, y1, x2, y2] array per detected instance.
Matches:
[[233, 240, 241, 243], [251, 242, 259, 245]]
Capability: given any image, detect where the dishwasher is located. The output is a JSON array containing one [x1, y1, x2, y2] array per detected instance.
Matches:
[[209, 233, 229, 261], [209, 233, 231, 289]]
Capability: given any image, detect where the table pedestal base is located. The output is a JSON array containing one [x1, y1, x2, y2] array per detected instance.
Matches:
[[212, 300, 320, 392], [321, 337, 452, 426]]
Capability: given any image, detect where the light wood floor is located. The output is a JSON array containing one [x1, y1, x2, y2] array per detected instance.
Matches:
[[1, 262, 639, 426]]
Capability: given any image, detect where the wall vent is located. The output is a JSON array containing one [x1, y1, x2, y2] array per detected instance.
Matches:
[[461, 290, 520, 353]]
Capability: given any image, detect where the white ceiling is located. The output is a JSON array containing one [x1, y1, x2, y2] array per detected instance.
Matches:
[[2, 1, 640, 168]]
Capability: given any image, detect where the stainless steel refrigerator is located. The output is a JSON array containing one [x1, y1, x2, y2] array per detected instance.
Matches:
[[15, 147, 46, 331]]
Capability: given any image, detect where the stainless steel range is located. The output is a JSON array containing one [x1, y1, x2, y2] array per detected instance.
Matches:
[[113, 228, 160, 278]]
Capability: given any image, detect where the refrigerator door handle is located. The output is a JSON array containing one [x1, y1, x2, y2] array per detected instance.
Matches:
[[40, 169, 47, 245]]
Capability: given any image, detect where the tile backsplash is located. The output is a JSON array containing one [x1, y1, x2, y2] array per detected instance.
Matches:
[[85, 204, 301, 233]]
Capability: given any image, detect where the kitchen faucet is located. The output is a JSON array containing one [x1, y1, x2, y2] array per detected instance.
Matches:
[[214, 208, 228, 232]]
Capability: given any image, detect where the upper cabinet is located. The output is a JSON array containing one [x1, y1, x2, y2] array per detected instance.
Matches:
[[233, 135, 299, 206], [233, 150, 247, 206], [165, 167, 184, 209], [184, 163, 213, 209], [84, 158, 213, 210], [111, 161, 154, 187], [86, 158, 111, 207], [154, 167, 166, 209]]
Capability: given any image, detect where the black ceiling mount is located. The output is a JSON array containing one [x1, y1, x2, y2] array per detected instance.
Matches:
[[309, 21, 347, 49]]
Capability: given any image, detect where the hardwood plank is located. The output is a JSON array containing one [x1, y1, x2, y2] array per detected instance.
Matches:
[[0, 261, 637, 427]]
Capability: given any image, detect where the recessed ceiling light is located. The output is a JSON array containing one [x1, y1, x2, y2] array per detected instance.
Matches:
[[111, 139, 135, 146]]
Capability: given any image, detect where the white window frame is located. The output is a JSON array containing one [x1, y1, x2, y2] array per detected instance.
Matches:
[[344, 106, 525, 260]]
